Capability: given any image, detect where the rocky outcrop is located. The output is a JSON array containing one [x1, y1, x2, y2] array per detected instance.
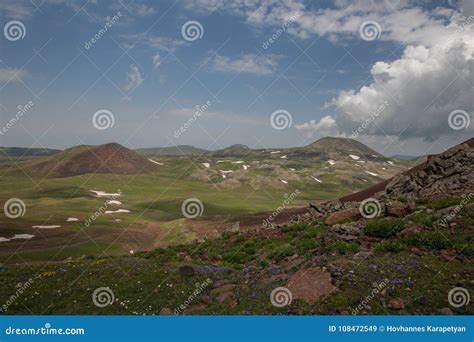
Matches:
[[299, 138, 474, 225], [385, 139, 474, 200], [325, 222, 364, 242]]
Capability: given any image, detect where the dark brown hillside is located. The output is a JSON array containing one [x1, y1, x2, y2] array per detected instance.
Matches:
[[29, 143, 157, 177]]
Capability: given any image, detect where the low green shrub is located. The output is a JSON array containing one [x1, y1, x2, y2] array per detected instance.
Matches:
[[429, 197, 463, 210], [403, 231, 452, 250], [328, 241, 359, 254], [268, 243, 296, 260], [407, 213, 434, 227], [364, 218, 405, 238], [454, 243, 474, 257]]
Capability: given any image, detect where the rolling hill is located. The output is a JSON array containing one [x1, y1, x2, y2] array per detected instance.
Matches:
[[25, 142, 157, 177]]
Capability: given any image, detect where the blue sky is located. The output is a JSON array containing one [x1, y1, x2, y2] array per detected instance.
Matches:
[[0, 0, 472, 156]]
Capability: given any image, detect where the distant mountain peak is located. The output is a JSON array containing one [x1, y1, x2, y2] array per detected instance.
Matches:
[[300, 136, 383, 158]]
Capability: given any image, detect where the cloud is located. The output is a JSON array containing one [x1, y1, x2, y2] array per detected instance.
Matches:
[[0, 68, 28, 83], [121, 33, 185, 52], [207, 53, 282, 75], [110, 2, 157, 17], [128, 3, 157, 17], [152, 53, 161, 68], [296, 31, 474, 141], [185, 0, 472, 142], [184, 0, 457, 46], [0, 0, 33, 19], [124, 64, 143, 92], [295, 115, 337, 137]]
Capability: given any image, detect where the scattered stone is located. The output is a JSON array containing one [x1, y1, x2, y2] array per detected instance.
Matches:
[[216, 292, 238, 307], [263, 274, 289, 285], [210, 284, 237, 296], [353, 250, 373, 261], [159, 308, 173, 315], [387, 298, 405, 310], [325, 222, 363, 242], [178, 264, 231, 277], [399, 225, 423, 237]]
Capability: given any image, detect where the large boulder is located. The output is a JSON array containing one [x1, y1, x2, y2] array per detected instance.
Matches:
[[385, 201, 410, 218], [325, 208, 361, 225], [286, 267, 338, 304]]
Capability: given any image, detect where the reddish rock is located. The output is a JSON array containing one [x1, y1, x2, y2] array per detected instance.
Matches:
[[399, 225, 423, 237], [216, 292, 238, 307], [210, 284, 236, 296], [286, 268, 338, 304], [385, 202, 409, 217], [410, 247, 424, 255], [387, 298, 405, 310], [159, 308, 174, 315], [325, 209, 361, 225]]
